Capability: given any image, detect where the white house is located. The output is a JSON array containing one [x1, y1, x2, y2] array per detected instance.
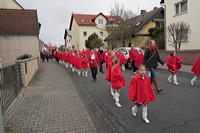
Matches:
[[68, 13, 121, 50], [162, 0, 200, 51]]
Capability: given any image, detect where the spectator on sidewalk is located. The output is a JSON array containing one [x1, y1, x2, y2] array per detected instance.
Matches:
[[128, 65, 156, 124], [144, 40, 164, 93], [167, 51, 183, 85], [191, 57, 200, 85]]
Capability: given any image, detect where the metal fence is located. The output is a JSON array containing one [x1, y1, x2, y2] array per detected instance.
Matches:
[[0, 64, 22, 114]]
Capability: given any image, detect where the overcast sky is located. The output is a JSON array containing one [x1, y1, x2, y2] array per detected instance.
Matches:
[[17, 0, 161, 46]]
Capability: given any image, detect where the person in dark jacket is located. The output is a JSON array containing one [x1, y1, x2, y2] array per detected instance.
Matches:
[[144, 40, 164, 93], [98, 48, 104, 73]]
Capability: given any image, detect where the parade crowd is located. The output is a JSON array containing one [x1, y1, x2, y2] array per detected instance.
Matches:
[[53, 40, 200, 124]]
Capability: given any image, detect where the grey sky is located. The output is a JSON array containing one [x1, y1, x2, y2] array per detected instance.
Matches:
[[17, 0, 161, 46]]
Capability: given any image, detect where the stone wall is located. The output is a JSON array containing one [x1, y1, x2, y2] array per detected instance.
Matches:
[[159, 50, 200, 65], [16, 57, 40, 87]]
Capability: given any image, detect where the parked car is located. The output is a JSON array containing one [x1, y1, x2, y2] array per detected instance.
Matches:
[[116, 47, 142, 69]]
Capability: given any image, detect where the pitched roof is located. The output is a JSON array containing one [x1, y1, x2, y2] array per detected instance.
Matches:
[[105, 7, 164, 41], [14, 0, 24, 9], [0, 9, 40, 35], [69, 13, 120, 30]]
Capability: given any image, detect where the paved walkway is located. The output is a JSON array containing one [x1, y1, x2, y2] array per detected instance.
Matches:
[[4, 61, 97, 133]]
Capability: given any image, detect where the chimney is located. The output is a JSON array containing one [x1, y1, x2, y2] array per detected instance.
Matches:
[[141, 10, 146, 15]]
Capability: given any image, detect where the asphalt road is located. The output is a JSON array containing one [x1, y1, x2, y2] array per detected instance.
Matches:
[[66, 64, 200, 133]]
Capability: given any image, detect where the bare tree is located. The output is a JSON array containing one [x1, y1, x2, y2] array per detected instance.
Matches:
[[109, 3, 136, 47], [167, 22, 190, 52]]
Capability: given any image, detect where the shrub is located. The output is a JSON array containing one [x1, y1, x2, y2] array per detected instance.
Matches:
[[16, 54, 32, 60]]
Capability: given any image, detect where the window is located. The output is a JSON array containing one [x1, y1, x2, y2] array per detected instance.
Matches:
[[100, 32, 103, 37], [98, 19, 103, 24], [175, 0, 188, 15], [181, 30, 188, 41], [83, 31, 87, 36]]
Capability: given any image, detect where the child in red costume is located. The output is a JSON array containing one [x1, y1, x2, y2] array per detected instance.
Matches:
[[111, 56, 126, 107], [191, 57, 200, 85], [128, 65, 156, 124], [167, 52, 183, 85], [81, 54, 89, 77]]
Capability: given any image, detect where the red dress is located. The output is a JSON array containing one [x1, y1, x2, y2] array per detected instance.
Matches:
[[135, 53, 144, 67], [105, 62, 112, 82], [128, 74, 156, 104], [82, 57, 89, 69], [167, 56, 183, 72], [191, 57, 200, 75], [111, 64, 126, 90]]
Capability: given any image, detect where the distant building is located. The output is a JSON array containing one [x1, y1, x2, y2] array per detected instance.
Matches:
[[0, 9, 40, 66], [105, 7, 164, 49], [161, 0, 200, 51], [64, 29, 72, 50], [68, 12, 121, 50], [0, 0, 23, 9]]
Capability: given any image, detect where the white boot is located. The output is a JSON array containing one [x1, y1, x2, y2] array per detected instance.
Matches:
[[132, 105, 138, 116], [121, 65, 125, 71], [173, 75, 179, 85], [72, 67, 75, 72], [168, 74, 172, 83], [111, 87, 115, 96], [191, 76, 197, 85], [114, 93, 121, 107], [78, 70, 81, 75], [142, 105, 149, 124], [85, 71, 88, 77]]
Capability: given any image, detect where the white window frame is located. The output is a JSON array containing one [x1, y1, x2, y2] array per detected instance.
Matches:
[[100, 31, 103, 37], [175, 0, 188, 15], [99, 19, 103, 24]]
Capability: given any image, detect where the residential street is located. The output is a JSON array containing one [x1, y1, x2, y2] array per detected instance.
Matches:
[[67, 62, 200, 133]]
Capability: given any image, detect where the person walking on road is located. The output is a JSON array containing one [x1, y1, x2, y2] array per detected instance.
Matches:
[[191, 56, 200, 85], [128, 65, 156, 124], [167, 51, 183, 85], [111, 56, 126, 107], [89, 50, 99, 82], [144, 40, 164, 93]]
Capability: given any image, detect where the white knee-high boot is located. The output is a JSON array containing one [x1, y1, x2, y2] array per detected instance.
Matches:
[[132, 105, 138, 116], [191, 76, 197, 85], [168, 74, 172, 83], [114, 92, 121, 107], [173, 75, 179, 85], [78, 70, 81, 75], [142, 105, 149, 124], [110, 87, 115, 96], [85, 71, 88, 77]]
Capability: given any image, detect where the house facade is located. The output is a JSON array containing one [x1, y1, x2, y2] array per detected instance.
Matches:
[[163, 0, 200, 51], [0, 0, 23, 9], [68, 13, 120, 50], [105, 7, 164, 49], [0, 9, 40, 66]]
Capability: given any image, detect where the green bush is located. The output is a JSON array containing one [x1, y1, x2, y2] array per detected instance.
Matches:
[[16, 54, 32, 60]]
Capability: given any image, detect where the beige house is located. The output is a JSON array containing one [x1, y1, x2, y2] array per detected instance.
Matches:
[[105, 7, 164, 49], [0, 0, 23, 9], [68, 13, 121, 50], [0, 9, 40, 66], [161, 0, 200, 51]]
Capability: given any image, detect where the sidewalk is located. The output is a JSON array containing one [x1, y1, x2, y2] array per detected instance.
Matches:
[[4, 61, 97, 133], [158, 64, 192, 73]]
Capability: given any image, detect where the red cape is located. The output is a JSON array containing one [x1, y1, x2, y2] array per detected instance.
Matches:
[[128, 74, 156, 104], [167, 56, 183, 72], [111, 64, 126, 89], [191, 57, 200, 75]]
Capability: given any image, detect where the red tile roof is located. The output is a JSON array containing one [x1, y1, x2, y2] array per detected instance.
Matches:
[[0, 9, 39, 35], [69, 13, 120, 30]]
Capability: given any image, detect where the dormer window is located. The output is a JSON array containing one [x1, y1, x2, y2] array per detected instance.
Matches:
[[81, 19, 85, 22], [98, 19, 103, 24]]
